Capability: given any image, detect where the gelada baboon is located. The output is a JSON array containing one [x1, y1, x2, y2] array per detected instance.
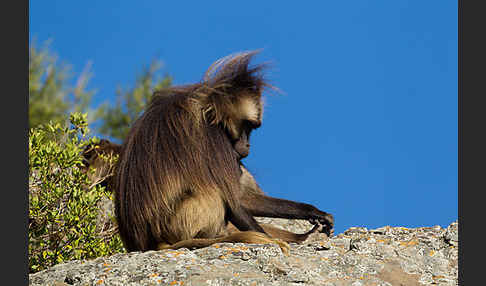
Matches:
[[82, 140, 326, 244], [114, 51, 334, 253], [81, 139, 121, 189]]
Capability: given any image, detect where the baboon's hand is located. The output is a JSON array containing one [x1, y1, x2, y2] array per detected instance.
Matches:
[[308, 212, 334, 237]]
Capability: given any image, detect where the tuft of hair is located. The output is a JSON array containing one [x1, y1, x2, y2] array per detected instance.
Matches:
[[199, 50, 269, 139], [155, 50, 272, 140]]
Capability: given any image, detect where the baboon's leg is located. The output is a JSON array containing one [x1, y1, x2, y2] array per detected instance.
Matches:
[[226, 222, 321, 243], [227, 204, 267, 234], [164, 192, 228, 243], [260, 223, 322, 243], [157, 231, 290, 255], [240, 193, 334, 236], [159, 192, 289, 254], [238, 165, 328, 240]]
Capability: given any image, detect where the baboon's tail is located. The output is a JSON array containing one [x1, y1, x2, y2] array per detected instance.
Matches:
[[227, 222, 322, 243], [157, 231, 290, 255]]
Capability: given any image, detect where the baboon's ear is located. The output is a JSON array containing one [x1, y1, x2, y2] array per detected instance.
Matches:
[[197, 50, 268, 139]]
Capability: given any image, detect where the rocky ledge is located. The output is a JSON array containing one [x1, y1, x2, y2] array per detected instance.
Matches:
[[29, 219, 458, 286]]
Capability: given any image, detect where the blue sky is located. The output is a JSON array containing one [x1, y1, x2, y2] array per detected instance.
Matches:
[[30, 1, 458, 235]]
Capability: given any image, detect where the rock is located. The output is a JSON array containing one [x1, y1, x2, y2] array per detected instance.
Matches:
[[29, 220, 458, 286]]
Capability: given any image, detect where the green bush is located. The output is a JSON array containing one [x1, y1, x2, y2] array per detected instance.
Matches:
[[28, 113, 124, 273]]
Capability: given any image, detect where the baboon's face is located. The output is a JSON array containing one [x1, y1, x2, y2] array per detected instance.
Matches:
[[225, 94, 263, 160], [81, 140, 116, 167], [232, 119, 260, 159]]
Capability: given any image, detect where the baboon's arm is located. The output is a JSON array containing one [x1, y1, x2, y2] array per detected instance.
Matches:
[[227, 204, 267, 233], [240, 193, 334, 236]]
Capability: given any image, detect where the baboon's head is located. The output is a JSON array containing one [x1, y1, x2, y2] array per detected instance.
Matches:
[[81, 139, 121, 187], [152, 50, 270, 160], [197, 51, 269, 159]]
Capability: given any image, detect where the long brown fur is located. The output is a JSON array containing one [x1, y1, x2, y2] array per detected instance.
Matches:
[[113, 51, 333, 254], [115, 51, 276, 252], [82, 140, 321, 245]]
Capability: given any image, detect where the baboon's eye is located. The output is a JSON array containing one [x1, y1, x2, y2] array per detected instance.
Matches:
[[242, 120, 254, 137]]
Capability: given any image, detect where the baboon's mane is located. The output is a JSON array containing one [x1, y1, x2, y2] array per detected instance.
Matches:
[[115, 51, 267, 251]]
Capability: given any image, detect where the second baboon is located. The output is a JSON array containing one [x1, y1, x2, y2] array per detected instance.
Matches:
[[81, 139, 121, 189], [114, 51, 334, 253]]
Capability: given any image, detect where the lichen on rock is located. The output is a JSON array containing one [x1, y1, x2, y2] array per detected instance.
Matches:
[[29, 220, 458, 286]]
